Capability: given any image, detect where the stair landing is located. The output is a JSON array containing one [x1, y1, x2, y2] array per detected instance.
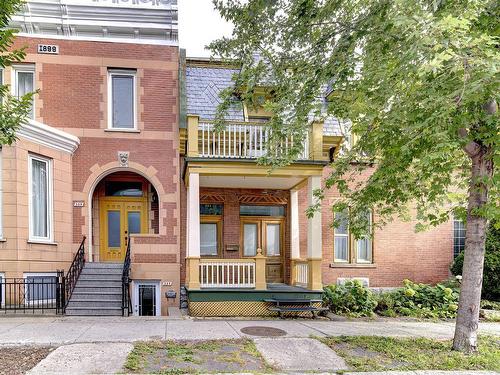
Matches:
[[66, 262, 124, 316]]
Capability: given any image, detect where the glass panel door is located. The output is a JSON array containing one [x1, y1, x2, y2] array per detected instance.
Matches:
[[243, 222, 259, 256], [263, 221, 284, 283]]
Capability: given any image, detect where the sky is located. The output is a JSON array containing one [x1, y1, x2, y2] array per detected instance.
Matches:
[[178, 0, 233, 58]]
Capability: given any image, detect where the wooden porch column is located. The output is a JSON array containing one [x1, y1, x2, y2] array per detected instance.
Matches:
[[186, 172, 200, 290], [290, 189, 300, 285], [254, 248, 267, 290], [307, 175, 323, 291], [187, 115, 199, 157]]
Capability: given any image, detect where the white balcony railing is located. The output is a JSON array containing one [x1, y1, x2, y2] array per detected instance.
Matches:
[[295, 261, 309, 287], [199, 260, 256, 288], [198, 122, 309, 160]]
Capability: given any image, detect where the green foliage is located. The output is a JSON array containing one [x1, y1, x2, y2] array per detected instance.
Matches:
[[210, 0, 499, 235], [0, 0, 34, 145], [481, 300, 500, 311], [451, 223, 500, 301], [323, 280, 378, 317], [376, 280, 460, 319], [321, 335, 500, 372]]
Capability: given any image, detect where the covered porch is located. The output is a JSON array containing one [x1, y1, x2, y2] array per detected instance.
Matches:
[[183, 162, 325, 296]]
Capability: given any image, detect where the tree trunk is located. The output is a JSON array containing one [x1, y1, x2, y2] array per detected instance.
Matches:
[[452, 147, 493, 353]]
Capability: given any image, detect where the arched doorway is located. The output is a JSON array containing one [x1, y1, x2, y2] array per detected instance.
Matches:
[[91, 171, 159, 262]]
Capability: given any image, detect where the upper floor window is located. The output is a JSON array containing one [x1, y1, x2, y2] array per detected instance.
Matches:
[[28, 154, 53, 242], [13, 65, 35, 119], [333, 209, 373, 264], [108, 70, 136, 130], [453, 218, 466, 258]]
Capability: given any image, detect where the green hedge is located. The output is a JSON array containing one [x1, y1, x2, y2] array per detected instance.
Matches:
[[451, 223, 500, 301], [323, 280, 378, 317]]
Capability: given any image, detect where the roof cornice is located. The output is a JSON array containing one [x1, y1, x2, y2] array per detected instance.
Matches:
[[18, 120, 80, 154]]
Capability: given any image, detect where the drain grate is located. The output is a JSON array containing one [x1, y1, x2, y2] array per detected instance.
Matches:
[[240, 326, 287, 337]]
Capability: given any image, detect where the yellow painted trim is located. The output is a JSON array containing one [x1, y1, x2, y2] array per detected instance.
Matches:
[[254, 251, 267, 290], [186, 257, 201, 290], [187, 115, 199, 157], [199, 258, 257, 264], [307, 258, 323, 291], [310, 121, 325, 161]]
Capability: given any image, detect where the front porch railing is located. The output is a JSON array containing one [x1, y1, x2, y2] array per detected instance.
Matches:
[[198, 121, 309, 160], [200, 259, 256, 288], [294, 260, 309, 287]]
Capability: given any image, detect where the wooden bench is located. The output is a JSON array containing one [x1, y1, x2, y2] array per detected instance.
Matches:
[[264, 298, 328, 318]]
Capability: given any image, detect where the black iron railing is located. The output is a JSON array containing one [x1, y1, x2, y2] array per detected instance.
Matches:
[[64, 236, 86, 311], [122, 235, 132, 316], [0, 271, 65, 314]]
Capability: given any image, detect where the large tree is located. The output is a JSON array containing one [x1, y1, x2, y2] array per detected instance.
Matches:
[[0, 0, 34, 144], [210, 0, 499, 353]]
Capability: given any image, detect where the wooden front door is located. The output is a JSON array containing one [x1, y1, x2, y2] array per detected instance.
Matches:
[[99, 197, 148, 262], [241, 218, 284, 283]]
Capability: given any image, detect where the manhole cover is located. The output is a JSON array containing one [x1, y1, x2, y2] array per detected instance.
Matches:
[[240, 326, 287, 337]]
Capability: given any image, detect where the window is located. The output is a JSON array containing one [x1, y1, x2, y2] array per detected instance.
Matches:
[[14, 65, 35, 119], [24, 273, 57, 303], [105, 181, 143, 197], [108, 70, 136, 129], [200, 204, 222, 256], [28, 155, 52, 241], [240, 205, 285, 217], [334, 210, 349, 262], [333, 209, 373, 264], [453, 218, 466, 258]]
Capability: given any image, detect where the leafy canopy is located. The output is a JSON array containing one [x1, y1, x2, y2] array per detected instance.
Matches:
[[0, 0, 35, 144], [210, 0, 499, 236]]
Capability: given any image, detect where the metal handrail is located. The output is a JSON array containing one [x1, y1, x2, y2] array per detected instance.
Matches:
[[122, 235, 132, 316], [64, 236, 86, 311]]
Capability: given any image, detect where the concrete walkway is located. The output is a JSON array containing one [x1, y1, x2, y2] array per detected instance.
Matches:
[[0, 316, 498, 345]]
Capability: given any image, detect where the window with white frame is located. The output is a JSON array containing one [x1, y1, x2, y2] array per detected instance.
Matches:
[[333, 209, 373, 264], [108, 70, 136, 129], [13, 65, 35, 119], [23, 273, 57, 302], [28, 154, 53, 241], [453, 218, 466, 258], [334, 210, 349, 262]]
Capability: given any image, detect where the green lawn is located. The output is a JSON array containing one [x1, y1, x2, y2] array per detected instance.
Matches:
[[319, 335, 500, 372]]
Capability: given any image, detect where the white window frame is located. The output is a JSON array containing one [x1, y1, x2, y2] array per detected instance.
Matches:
[[334, 211, 350, 263], [0, 272, 5, 308], [453, 217, 466, 258], [133, 280, 161, 317], [12, 65, 36, 119], [23, 272, 57, 304], [28, 154, 53, 242], [355, 210, 373, 264], [107, 70, 137, 131]]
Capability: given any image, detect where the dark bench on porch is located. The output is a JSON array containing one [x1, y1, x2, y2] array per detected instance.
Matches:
[[264, 298, 328, 318]]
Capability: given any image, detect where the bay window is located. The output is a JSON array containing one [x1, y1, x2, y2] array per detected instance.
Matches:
[[29, 155, 53, 242]]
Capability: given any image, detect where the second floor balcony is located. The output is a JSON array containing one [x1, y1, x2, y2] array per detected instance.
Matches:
[[185, 115, 336, 163]]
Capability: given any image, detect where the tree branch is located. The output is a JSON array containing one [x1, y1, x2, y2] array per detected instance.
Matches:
[[458, 128, 481, 158]]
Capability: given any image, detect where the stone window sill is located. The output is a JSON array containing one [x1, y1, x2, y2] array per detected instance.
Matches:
[[104, 128, 140, 133], [27, 240, 58, 246], [329, 263, 376, 269]]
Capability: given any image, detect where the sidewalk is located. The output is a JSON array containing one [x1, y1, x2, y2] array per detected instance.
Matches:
[[0, 316, 498, 345]]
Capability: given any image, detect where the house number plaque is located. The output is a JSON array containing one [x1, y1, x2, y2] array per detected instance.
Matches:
[[73, 201, 85, 207], [38, 44, 59, 54]]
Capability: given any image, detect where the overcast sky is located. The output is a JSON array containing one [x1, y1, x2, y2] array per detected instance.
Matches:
[[178, 0, 233, 57]]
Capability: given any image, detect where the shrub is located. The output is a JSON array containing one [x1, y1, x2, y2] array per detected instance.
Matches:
[[375, 279, 460, 319], [451, 223, 500, 301], [323, 280, 378, 317]]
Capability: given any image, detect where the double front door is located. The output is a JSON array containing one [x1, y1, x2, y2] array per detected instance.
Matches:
[[241, 219, 284, 283], [99, 198, 148, 262]]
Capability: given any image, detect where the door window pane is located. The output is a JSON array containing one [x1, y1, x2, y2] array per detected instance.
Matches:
[[139, 285, 156, 316], [17, 71, 34, 118], [31, 157, 49, 239], [111, 74, 135, 128], [107, 210, 121, 247], [200, 223, 218, 256], [128, 212, 141, 234], [243, 223, 258, 256], [266, 224, 280, 256]]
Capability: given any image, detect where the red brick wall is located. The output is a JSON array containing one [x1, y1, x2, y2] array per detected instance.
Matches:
[[298, 166, 453, 287]]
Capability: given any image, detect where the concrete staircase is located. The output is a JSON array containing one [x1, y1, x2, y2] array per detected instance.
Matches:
[[66, 262, 124, 316]]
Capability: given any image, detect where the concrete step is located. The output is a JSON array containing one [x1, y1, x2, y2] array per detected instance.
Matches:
[[70, 292, 122, 301], [67, 300, 122, 308], [80, 267, 123, 275], [73, 285, 122, 293], [83, 262, 123, 269], [65, 307, 123, 316], [78, 274, 122, 281]]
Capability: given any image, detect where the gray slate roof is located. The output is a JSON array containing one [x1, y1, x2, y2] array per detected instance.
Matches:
[[186, 64, 342, 136]]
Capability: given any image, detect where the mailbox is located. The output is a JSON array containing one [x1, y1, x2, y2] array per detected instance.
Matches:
[[165, 290, 177, 299]]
